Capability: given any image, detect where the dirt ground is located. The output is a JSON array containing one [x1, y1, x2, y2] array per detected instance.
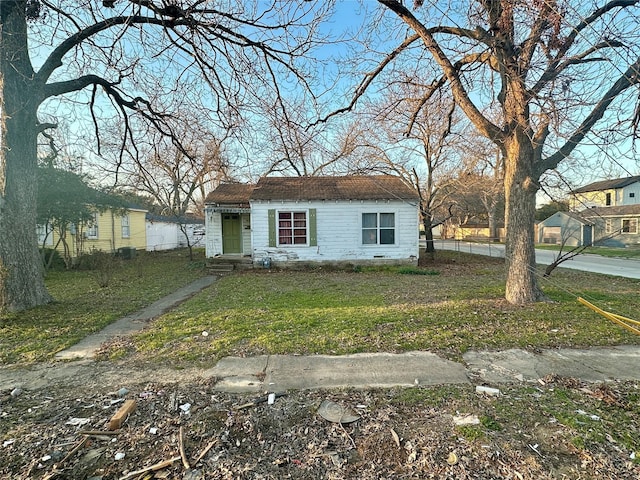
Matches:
[[2, 360, 640, 480]]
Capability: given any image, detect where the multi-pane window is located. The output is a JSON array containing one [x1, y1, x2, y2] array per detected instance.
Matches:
[[622, 218, 638, 234], [605, 219, 613, 234], [362, 213, 395, 245], [278, 211, 307, 245], [121, 214, 130, 238], [86, 213, 99, 239]]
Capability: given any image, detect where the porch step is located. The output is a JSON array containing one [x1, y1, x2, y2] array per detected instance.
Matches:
[[207, 263, 235, 274]]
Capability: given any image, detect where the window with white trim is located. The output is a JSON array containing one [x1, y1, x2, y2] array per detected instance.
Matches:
[[86, 213, 99, 239], [121, 214, 130, 238], [622, 218, 638, 234], [605, 219, 612, 234], [278, 211, 307, 245], [37, 224, 53, 246], [362, 212, 395, 245]]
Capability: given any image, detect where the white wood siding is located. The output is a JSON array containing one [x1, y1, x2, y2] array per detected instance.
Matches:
[[205, 209, 223, 257], [622, 182, 640, 205], [251, 199, 419, 265]]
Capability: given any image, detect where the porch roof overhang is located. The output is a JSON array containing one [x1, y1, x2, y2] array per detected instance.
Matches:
[[207, 205, 251, 214]]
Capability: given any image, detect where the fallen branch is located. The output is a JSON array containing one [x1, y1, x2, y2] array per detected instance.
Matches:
[[193, 439, 218, 465], [79, 430, 120, 436], [179, 426, 191, 470], [234, 393, 287, 410], [118, 456, 181, 480], [42, 437, 89, 480]]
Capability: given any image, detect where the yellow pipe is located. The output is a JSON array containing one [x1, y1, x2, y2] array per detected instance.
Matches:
[[578, 297, 640, 336]]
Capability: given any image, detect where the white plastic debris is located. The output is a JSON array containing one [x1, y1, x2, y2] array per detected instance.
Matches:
[[3, 439, 15, 448], [117, 388, 129, 397], [267, 393, 276, 405], [41, 455, 51, 462], [179, 403, 191, 413], [149, 427, 158, 435], [476, 385, 500, 396], [65, 417, 91, 426], [114, 452, 125, 461], [10, 388, 23, 398], [202, 331, 209, 337], [453, 414, 481, 426]]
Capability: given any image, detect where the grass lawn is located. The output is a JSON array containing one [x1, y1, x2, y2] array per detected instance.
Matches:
[[0, 249, 206, 365], [2, 249, 639, 367], [101, 251, 640, 367], [535, 243, 640, 259]]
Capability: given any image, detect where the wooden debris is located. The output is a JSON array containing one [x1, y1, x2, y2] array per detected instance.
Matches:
[[179, 426, 191, 470], [78, 429, 120, 436], [118, 456, 181, 480], [235, 393, 287, 410], [108, 399, 136, 431], [193, 439, 218, 465]]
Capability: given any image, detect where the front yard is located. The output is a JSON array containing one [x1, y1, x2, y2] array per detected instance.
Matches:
[[2, 250, 640, 479]]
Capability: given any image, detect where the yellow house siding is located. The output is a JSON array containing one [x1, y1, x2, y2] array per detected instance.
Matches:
[[43, 207, 146, 257], [571, 190, 614, 209]]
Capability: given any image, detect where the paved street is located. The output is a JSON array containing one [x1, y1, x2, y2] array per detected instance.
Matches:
[[432, 239, 640, 279]]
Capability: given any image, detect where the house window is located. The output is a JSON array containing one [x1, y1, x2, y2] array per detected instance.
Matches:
[[362, 213, 395, 245], [278, 211, 307, 245], [622, 219, 638, 234], [86, 213, 99, 239], [605, 192, 612, 206], [121, 214, 130, 238], [37, 224, 53, 246], [630, 193, 636, 198], [605, 219, 613, 234]]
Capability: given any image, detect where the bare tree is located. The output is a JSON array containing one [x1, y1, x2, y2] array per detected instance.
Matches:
[[0, 1, 332, 311], [334, 0, 640, 303], [260, 95, 359, 177], [348, 87, 466, 254], [118, 125, 232, 259]]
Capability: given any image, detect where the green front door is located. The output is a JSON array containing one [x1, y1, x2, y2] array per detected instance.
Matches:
[[222, 214, 242, 254]]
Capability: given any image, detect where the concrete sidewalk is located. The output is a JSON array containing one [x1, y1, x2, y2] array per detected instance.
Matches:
[[203, 345, 640, 393], [55, 275, 216, 361]]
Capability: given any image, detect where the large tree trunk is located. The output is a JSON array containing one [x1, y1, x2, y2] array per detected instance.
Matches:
[[503, 132, 545, 304], [0, 2, 52, 311]]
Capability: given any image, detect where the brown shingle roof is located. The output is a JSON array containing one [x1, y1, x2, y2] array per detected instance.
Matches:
[[572, 176, 640, 194], [204, 183, 254, 205], [250, 175, 418, 201]]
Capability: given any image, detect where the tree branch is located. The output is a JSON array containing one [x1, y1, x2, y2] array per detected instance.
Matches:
[[538, 56, 640, 175], [530, 0, 638, 96], [377, 0, 504, 143], [314, 33, 420, 126]]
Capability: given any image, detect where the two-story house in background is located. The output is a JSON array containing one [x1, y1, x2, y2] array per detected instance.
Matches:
[[538, 175, 640, 247]]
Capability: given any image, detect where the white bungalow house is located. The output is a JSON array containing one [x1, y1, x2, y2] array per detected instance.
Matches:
[[204, 175, 420, 267]]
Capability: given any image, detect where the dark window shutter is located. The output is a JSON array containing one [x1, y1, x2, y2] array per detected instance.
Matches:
[[268, 209, 276, 247], [309, 208, 317, 246]]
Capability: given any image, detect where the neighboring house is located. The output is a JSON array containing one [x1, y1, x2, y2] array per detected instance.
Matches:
[[38, 205, 147, 258], [204, 175, 420, 267], [570, 175, 640, 209], [581, 205, 640, 247], [537, 211, 593, 247], [450, 221, 506, 242], [539, 175, 640, 247], [146, 213, 205, 251]]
